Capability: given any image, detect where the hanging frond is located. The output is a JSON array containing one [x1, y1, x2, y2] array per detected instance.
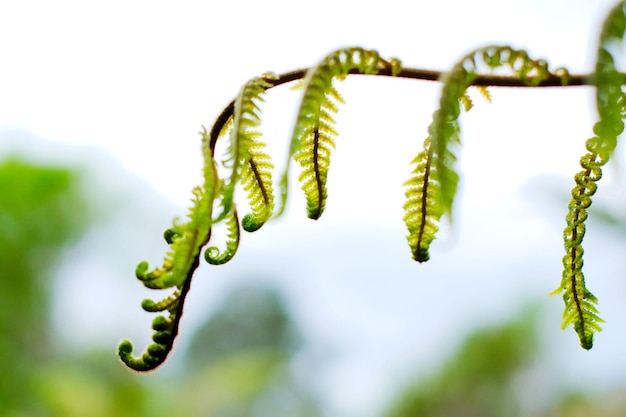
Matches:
[[278, 47, 402, 219], [240, 139, 276, 232], [216, 73, 277, 224], [118, 128, 219, 371], [552, 135, 606, 349], [293, 85, 343, 219], [552, 3, 626, 349], [403, 137, 445, 262], [404, 45, 569, 262]]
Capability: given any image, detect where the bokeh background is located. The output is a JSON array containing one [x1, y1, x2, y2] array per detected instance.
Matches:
[[2, 0, 626, 416]]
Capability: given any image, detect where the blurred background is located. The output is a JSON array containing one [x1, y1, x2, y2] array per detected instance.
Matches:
[[2, 0, 626, 416]]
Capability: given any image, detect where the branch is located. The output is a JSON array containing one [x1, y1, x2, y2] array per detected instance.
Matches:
[[209, 66, 607, 150]]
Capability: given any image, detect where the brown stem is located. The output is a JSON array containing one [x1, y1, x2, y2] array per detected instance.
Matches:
[[208, 67, 605, 151]]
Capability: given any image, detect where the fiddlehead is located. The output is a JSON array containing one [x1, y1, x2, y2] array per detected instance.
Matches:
[[404, 45, 569, 262], [279, 47, 402, 219], [204, 208, 240, 265], [552, 2, 626, 349], [118, 129, 219, 371]]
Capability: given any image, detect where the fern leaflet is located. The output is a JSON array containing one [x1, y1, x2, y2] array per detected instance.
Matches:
[[240, 139, 276, 232], [217, 73, 277, 224]]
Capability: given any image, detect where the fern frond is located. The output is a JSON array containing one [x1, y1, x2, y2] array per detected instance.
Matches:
[[553, 137, 607, 349], [403, 46, 568, 262], [241, 140, 275, 232], [119, 128, 219, 371], [403, 137, 445, 262], [216, 73, 278, 222], [293, 89, 341, 219], [205, 208, 240, 265], [433, 46, 568, 215], [278, 47, 401, 219], [552, 2, 626, 349]]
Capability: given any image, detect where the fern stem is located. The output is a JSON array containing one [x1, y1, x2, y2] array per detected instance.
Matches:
[[312, 126, 324, 219], [208, 68, 608, 152], [416, 145, 434, 262]]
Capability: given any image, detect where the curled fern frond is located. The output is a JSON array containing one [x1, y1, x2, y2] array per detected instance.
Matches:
[[119, 128, 219, 372], [404, 45, 569, 262], [241, 139, 275, 232], [293, 84, 343, 220], [278, 47, 402, 219], [205, 208, 240, 265], [552, 2, 626, 349], [216, 73, 278, 223]]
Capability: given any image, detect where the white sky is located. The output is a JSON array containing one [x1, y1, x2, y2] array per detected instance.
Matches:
[[0, 0, 618, 204], [2, 1, 626, 416]]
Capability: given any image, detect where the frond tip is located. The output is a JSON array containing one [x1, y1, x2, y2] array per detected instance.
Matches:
[[403, 138, 444, 262], [240, 143, 275, 232], [204, 209, 240, 265], [217, 73, 277, 226]]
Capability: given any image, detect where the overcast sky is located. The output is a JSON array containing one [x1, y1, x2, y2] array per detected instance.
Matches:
[[2, 1, 626, 416]]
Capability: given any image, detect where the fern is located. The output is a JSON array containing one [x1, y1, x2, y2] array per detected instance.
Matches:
[[205, 208, 240, 265], [404, 45, 569, 262], [118, 128, 219, 371], [279, 47, 401, 219], [551, 2, 626, 349], [403, 138, 444, 262], [217, 73, 277, 226], [240, 138, 276, 232], [119, 10, 626, 370]]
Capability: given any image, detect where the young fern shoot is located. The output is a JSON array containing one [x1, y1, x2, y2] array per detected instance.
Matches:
[[404, 45, 569, 262], [119, 2, 626, 370], [280, 47, 402, 219]]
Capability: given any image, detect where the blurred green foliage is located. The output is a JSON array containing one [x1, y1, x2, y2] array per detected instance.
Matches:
[[0, 157, 90, 414], [182, 285, 319, 417], [384, 310, 538, 417], [1, 155, 625, 417], [0, 155, 318, 416]]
